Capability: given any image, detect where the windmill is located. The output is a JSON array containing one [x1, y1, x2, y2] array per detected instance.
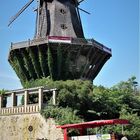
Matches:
[[8, 0, 112, 85], [8, 0, 90, 38]]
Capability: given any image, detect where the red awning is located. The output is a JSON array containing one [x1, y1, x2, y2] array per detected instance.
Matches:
[[57, 119, 130, 129]]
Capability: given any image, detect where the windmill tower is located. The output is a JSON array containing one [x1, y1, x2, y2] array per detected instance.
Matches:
[[8, 0, 112, 85], [35, 0, 85, 38], [9, 0, 85, 38]]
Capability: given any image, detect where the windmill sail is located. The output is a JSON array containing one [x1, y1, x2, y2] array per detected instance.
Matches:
[[8, 0, 34, 26], [78, 7, 90, 14], [78, 0, 85, 4]]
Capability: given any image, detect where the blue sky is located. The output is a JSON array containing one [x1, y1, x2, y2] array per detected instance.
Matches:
[[0, 0, 139, 90]]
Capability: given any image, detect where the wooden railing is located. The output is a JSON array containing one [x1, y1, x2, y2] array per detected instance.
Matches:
[[10, 37, 111, 55], [0, 104, 39, 115]]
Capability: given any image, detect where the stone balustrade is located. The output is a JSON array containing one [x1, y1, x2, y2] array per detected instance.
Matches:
[[0, 87, 57, 116], [0, 104, 39, 115]]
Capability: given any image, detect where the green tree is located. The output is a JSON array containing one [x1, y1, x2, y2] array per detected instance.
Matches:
[[23, 76, 140, 138], [89, 77, 140, 120], [41, 106, 82, 125], [0, 89, 6, 95], [119, 106, 140, 140]]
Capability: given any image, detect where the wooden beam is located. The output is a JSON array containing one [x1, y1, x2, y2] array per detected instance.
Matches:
[[91, 55, 110, 80], [83, 49, 101, 78], [80, 46, 93, 77], [88, 53, 107, 79]]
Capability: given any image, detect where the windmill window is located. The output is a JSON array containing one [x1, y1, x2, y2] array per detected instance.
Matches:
[[61, 24, 67, 29], [60, 9, 66, 14]]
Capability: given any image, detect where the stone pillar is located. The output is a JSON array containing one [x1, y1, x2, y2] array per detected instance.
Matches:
[[38, 88, 43, 110], [11, 92, 16, 107], [24, 90, 28, 112], [52, 89, 57, 105]]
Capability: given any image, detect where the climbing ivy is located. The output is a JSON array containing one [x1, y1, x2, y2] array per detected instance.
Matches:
[[9, 51, 27, 84], [57, 45, 62, 79], [21, 48, 37, 80], [15, 50, 30, 81], [41, 106, 83, 125], [38, 45, 49, 77], [28, 47, 43, 78], [47, 45, 54, 80], [63, 50, 71, 79], [9, 44, 89, 84], [9, 52, 21, 81]]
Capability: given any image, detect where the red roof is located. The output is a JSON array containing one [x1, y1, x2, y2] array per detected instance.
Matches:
[[57, 119, 130, 129]]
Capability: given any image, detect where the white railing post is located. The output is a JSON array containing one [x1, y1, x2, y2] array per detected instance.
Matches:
[[24, 90, 28, 113], [53, 89, 57, 105], [38, 88, 43, 110], [11, 92, 16, 114], [0, 95, 2, 113], [11, 92, 16, 107]]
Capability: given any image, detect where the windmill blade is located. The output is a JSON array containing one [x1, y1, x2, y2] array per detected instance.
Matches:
[[78, 0, 85, 4], [8, 0, 35, 27], [78, 7, 90, 14]]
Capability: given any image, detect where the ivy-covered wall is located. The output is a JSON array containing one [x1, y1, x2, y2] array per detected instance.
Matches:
[[8, 44, 87, 86]]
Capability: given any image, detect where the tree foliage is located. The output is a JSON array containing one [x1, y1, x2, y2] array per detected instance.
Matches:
[[41, 106, 82, 125], [89, 77, 140, 120], [91, 77, 140, 139], [24, 76, 140, 139], [119, 106, 140, 140], [25, 78, 93, 120], [0, 89, 6, 95]]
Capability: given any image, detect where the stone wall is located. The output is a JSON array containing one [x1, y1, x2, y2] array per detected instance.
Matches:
[[0, 113, 63, 140]]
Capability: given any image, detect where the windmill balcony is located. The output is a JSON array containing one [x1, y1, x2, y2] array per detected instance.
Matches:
[[8, 36, 112, 85]]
